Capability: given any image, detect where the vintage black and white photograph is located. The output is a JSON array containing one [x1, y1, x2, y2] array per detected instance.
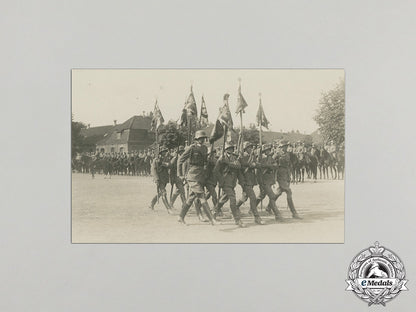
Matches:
[[71, 69, 344, 243]]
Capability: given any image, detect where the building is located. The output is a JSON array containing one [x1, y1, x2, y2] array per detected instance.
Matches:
[[81, 115, 155, 153]]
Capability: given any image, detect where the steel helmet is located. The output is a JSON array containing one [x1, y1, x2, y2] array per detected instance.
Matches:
[[195, 130, 208, 139]]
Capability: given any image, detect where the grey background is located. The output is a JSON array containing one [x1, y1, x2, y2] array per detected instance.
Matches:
[[1, 0, 415, 311]]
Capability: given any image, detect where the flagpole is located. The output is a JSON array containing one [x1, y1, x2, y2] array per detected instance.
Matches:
[[239, 111, 243, 153], [259, 94, 263, 211], [187, 115, 191, 146], [222, 126, 228, 157]]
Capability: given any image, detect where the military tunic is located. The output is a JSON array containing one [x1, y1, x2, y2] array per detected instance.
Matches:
[[169, 153, 186, 206], [236, 151, 262, 220], [214, 152, 242, 222], [178, 143, 215, 222], [274, 150, 300, 218]]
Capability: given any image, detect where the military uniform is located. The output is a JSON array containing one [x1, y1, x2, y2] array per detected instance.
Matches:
[[256, 144, 282, 220], [149, 147, 173, 214], [205, 151, 218, 208], [236, 142, 264, 225], [178, 130, 216, 224], [169, 146, 186, 207], [214, 143, 245, 227], [275, 141, 301, 219]]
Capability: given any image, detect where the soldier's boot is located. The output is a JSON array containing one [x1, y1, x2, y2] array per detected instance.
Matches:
[[178, 202, 192, 224], [236, 199, 244, 209], [230, 202, 246, 228], [288, 197, 302, 219], [250, 203, 265, 225], [148, 195, 157, 210], [270, 202, 284, 222], [265, 202, 273, 214], [161, 195, 174, 214], [180, 193, 186, 205], [202, 202, 217, 225], [195, 201, 208, 222], [213, 202, 224, 219], [170, 193, 179, 207]]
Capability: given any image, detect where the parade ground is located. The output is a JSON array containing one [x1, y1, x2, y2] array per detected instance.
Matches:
[[72, 173, 344, 243]]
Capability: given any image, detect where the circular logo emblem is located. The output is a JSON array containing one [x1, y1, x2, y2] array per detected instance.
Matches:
[[346, 242, 408, 306]]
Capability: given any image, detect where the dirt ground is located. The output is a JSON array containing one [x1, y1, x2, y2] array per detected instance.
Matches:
[[72, 173, 344, 243]]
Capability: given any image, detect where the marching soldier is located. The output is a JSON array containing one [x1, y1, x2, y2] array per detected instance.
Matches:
[[236, 141, 265, 225], [255, 143, 283, 221], [148, 146, 174, 214], [214, 142, 246, 228], [275, 140, 301, 219], [178, 130, 216, 225], [169, 145, 186, 208], [205, 146, 219, 211]]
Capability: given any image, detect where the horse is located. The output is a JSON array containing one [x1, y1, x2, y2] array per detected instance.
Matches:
[[335, 150, 344, 179], [318, 148, 330, 179], [296, 152, 308, 183], [289, 151, 299, 183], [308, 149, 319, 181]]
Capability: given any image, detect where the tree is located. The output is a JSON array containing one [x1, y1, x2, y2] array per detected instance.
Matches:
[[314, 79, 345, 146], [71, 115, 86, 158], [243, 124, 264, 145], [158, 121, 187, 149]]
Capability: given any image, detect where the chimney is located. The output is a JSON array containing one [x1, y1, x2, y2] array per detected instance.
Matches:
[[88, 124, 90, 129], [113, 120, 117, 126], [143, 111, 146, 116]]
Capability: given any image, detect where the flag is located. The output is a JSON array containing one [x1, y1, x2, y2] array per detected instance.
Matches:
[[218, 93, 233, 129], [200, 95, 209, 128], [235, 84, 248, 114], [209, 119, 224, 144], [185, 86, 198, 117], [151, 100, 164, 131], [256, 99, 269, 129]]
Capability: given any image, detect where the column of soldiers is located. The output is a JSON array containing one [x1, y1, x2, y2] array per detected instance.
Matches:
[[149, 130, 301, 228], [72, 150, 154, 177]]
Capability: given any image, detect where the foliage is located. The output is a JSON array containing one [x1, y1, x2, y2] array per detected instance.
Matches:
[[158, 121, 187, 149], [71, 115, 87, 158], [242, 124, 264, 145], [314, 79, 345, 146]]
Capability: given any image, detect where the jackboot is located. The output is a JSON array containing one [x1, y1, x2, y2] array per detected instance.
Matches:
[[149, 195, 157, 210], [270, 202, 284, 221], [250, 201, 265, 225], [162, 195, 174, 214], [195, 201, 207, 222], [180, 193, 186, 205], [202, 202, 217, 225], [288, 197, 302, 219], [179, 202, 192, 220], [170, 193, 179, 207]]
